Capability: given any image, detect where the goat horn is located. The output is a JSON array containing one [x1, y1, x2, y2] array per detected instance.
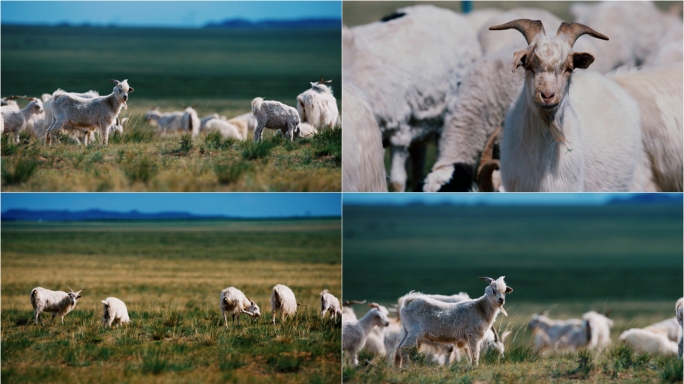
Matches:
[[555, 22, 608, 47], [108, 79, 120, 85], [67, 285, 73, 292], [343, 299, 366, 306], [489, 19, 546, 45], [8, 95, 27, 100]]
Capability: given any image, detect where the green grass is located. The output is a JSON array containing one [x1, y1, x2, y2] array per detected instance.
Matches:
[[0, 25, 341, 191], [2, 219, 341, 383], [342, 203, 682, 382]]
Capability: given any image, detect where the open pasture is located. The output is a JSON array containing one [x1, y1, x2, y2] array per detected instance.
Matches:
[[342, 204, 683, 382], [1, 219, 342, 383], [0, 25, 342, 191]]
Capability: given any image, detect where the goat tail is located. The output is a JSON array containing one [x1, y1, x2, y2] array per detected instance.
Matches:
[[251, 97, 264, 115], [30, 289, 38, 309]]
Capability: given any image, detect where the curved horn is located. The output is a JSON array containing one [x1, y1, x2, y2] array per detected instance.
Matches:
[[67, 285, 73, 292], [489, 19, 546, 45], [108, 79, 120, 85], [479, 276, 494, 284], [555, 22, 608, 47], [8, 95, 27, 100], [343, 299, 366, 306]]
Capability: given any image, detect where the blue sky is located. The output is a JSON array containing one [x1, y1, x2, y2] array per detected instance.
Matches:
[[343, 193, 681, 206], [1, 1, 341, 28], [1, 193, 341, 217]]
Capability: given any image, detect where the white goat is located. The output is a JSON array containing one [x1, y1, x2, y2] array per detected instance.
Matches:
[[297, 77, 338, 131], [612, 63, 683, 192], [270, 284, 303, 325], [341, 299, 366, 321], [619, 328, 679, 355], [220, 287, 261, 327], [202, 117, 243, 140], [528, 311, 583, 351], [101, 297, 131, 327], [343, 5, 481, 191], [251, 97, 300, 142], [146, 107, 184, 134], [319, 289, 342, 321], [342, 81, 387, 192], [1, 96, 20, 112], [45, 79, 133, 145], [556, 311, 613, 351], [226, 112, 257, 141], [490, 19, 647, 192], [395, 276, 512, 367], [643, 317, 682, 343], [30, 286, 83, 325], [181, 106, 201, 137], [343, 308, 390, 366], [676, 297, 683, 358], [1, 97, 44, 143]]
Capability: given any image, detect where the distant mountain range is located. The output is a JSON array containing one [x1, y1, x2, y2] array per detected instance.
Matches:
[[204, 18, 340, 29], [604, 193, 683, 205]]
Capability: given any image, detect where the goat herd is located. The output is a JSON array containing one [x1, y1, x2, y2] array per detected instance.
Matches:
[[29, 284, 342, 328], [1, 77, 340, 145], [342, 277, 684, 368], [343, 2, 684, 192]]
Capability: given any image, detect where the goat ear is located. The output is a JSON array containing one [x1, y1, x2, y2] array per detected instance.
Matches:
[[505, 286, 513, 293], [128, 87, 134, 92], [512, 49, 528, 72], [478, 277, 494, 284], [572, 52, 594, 69]]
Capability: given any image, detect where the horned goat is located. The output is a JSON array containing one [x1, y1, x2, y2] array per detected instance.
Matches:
[[251, 98, 300, 142], [30, 286, 83, 326], [490, 19, 648, 191], [297, 76, 338, 131], [343, 4, 481, 191], [101, 297, 131, 327], [220, 287, 260, 327], [395, 276, 512, 367], [343, 308, 390, 366], [342, 81, 387, 192], [45, 79, 133, 145], [342, 299, 366, 321]]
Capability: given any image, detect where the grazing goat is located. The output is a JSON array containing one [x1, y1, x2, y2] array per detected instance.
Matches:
[[297, 76, 339, 131], [556, 311, 613, 351], [343, 308, 390, 366], [146, 107, 184, 134], [490, 19, 647, 191], [45, 79, 133, 146], [30, 286, 83, 326], [528, 311, 582, 351], [344, 5, 481, 191], [395, 276, 512, 367], [251, 98, 300, 142], [101, 297, 131, 327], [643, 317, 682, 343], [342, 81, 387, 192], [320, 289, 342, 321], [270, 284, 303, 325], [220, 287, 260, 327], [1, 97, 43, 143], [619, 328, 679, 355], [202, 117, 243, 140]]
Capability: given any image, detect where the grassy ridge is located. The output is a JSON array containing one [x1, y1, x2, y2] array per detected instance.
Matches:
[[2, 219, 342, 383]]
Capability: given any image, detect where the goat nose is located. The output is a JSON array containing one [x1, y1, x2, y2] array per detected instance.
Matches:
[[541, 91, 555, 101]]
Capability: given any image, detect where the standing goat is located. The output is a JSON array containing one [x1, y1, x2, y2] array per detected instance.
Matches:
[[251, 98, 300, 142], [297, 76, 339, 131], [320, 289, 342, 321], [1, 97, 44, 143], [220, 287, 261, 327], [395, 276, 512, 367], [45, 79, 133, 146], [343, 308, 390, 366], [270, 284, 304, 325], [30, 286, 83, 326], [101, 297, 131, 327], [490, 20, 647, 191]]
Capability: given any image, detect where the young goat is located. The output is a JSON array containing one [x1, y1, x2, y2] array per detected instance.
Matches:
[[319, 289, 342, 322], [1, 97, 44, 143], [395, 276, 512, 367], [251, 97, 300, 142], [220, 287, 261, 327], [30, 286, 83, 326], [101, 297, 131, 327], [297, 76, 339, 131], [490, 20, 646, 191], [343, 308, 390, 366], [45, 79, 133, 146]]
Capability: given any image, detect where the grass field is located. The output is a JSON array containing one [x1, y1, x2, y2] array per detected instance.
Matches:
[[342, 203, 683, 382], [1, 219, 342, 383], [0, 25, 342, 191]]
